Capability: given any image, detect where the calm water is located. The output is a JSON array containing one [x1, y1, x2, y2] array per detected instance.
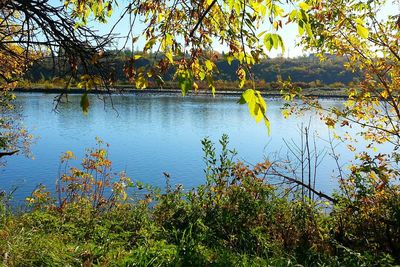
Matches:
[[0, 93, 381, 202]]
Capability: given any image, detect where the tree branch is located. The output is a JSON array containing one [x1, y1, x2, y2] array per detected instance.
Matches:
[[189, 0, 217, 37], [0, 150, 19, 158]]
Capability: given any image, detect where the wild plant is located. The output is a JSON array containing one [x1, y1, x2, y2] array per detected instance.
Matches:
[[56, 137, 132, 210]]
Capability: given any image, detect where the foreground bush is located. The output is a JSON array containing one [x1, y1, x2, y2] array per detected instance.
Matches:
[[0, 136, 398, 266]]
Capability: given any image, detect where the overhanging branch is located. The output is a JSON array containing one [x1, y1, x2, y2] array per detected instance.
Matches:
[[189, 0, 217, 37]]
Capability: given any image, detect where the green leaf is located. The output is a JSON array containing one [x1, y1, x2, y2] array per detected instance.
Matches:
[[289, 10, 298, 21], [277, 35, 285, 52], [80, 93, 90, 113], [271, 34, 279, 49], [226, 55, 235, 65], [264, 33, 273, 51], [299, 9, 309, 22], [238, 89, 270, 134], [272, 5, 284, 17], [305, 23, 313, 38], [210, 84, 216, 96], [298, 20, 305, 35], [264, 34, 285, 52], [264, 117, 271, 135], [177, 70, 193, 96], [144, 38, 157, 52]]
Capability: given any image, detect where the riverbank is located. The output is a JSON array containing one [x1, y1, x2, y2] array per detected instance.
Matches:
[[13, 86, 349, 98]]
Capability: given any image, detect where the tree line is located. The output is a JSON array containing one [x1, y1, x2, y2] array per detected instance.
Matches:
[[24, 52, 357, 88]]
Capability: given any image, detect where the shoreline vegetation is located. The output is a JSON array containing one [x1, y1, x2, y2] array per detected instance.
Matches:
[[1, 136, 398, 266], [13, 85, 348, 98], [15, 53, 356, 99], [19, 54, 355, 100]]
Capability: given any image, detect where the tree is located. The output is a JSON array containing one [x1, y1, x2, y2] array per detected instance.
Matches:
[[290, 1, 400, 257], [0, 0, 113, 158], [301, 0, 399, 146]]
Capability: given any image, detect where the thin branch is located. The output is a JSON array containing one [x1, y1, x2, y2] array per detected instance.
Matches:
[[189, 0, 217, 37]]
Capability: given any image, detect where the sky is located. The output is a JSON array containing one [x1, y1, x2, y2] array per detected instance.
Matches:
[[54, 0, 400, 58]]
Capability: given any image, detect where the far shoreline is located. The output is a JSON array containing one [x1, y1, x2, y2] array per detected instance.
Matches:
[[13, 87, 349, 99]]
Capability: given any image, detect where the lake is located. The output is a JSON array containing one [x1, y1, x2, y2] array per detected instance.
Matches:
[[0, 93, 381, 202]]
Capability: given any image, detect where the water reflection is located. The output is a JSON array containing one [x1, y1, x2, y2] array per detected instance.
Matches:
[[1, 93, 391, 202]]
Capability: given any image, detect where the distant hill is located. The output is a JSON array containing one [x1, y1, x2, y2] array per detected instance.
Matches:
[[24, 52, 359, 87]]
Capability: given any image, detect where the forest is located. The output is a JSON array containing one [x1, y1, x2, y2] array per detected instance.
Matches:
[[24, 53, 357, 87]]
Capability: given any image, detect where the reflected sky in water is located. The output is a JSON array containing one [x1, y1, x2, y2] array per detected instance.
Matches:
[[1, 93, 389, 202]]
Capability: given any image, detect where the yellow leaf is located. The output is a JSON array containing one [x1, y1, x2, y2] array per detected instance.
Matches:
[[135, 73, 148, 89], [381, 90, 389, 99], [166, 51, 173, 63], [299, 2, 310, 11], [205, 60, 213, 71], [356, 24, 369, 39]]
